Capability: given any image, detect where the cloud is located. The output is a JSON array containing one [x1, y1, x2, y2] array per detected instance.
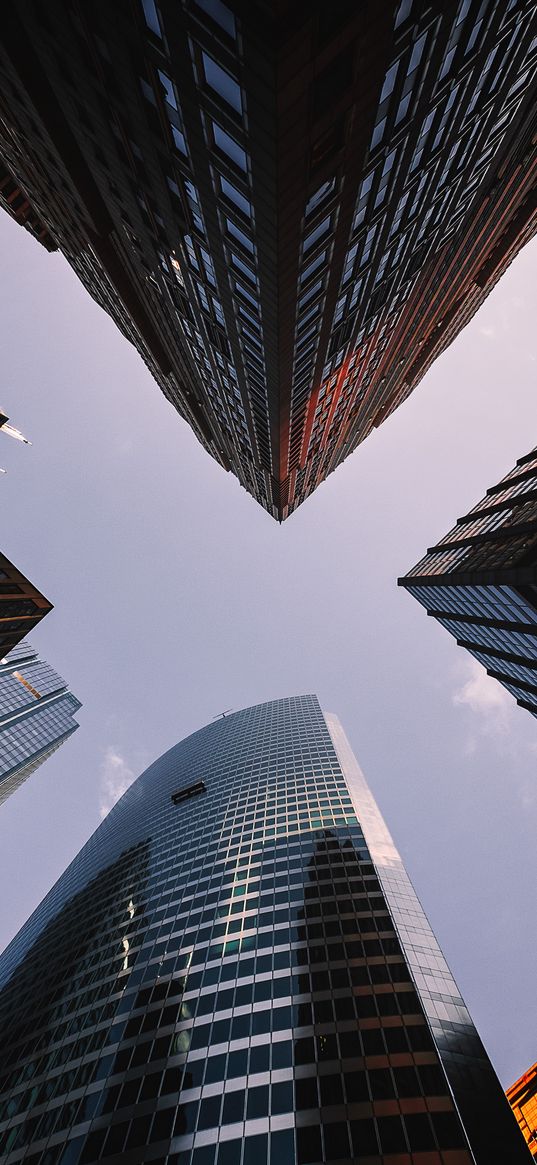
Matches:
[[99, 746, 135, 819], [452, 658, 513, 734], [479, 325, 495, 337]]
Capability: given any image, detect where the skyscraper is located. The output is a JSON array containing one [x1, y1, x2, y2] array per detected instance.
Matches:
[[507, 1061, 537, 1159], [0, 552, 53, 656], [0, 696, 526, 1162], [0, 639, 81, 805], [0, 3, 536, 518], [398, 446, 537, 718]]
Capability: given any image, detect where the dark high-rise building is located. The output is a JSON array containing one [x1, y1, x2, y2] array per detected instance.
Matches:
[[0, 639, 81, 805], [0, 552, 53, 655], [0, 696, 526, 1163], [507, 1061, 537, 1159], [399, 446, 537, 718], [0, 3, 536, 519]]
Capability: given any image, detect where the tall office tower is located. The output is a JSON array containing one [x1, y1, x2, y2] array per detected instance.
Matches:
[[0, 4, 536, 519], [0, 639, 81, 805], [0, 552, 53, 655], [507, 1062, 537, 1159], [0, 697, 526, 1163], [399, 446, 537, 718]]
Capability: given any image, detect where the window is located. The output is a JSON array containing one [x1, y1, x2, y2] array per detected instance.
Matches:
[[230, 252, 257, 284], [202, 52, 242, 114], [234, 280, 258, 308], [300, 249, 327, 285], [213, 123, 247, 170], [226, 218, 254, 253], [395, 0, 412, 27], [141, 0, 161, 36], [298, 278, 323, 309], [305, 177, 336, 217], [408, 30, 427, 75], [194, 0, 236, 37], [370, 117, 386, 149], [303, 215, 331, 253], [171, 126, 188, 155], [171, 781, 206, 805], [220, 177, 251, 217], [158, 70, 177, 110], [380, 59, 399, 103]]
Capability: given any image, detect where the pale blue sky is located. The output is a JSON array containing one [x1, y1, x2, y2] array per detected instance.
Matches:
[[0, 210, 536, 1086]]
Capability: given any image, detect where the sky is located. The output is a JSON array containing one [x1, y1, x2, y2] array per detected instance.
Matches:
[[0, 209, 536, 1088]]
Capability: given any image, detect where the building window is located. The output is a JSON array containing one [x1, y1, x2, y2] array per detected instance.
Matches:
[[226, 218, 254, 254], [305, 177, 336, 217], [140, 0, 162, 37], [193, 0, 236, 38], [212, 122, 247, 171], [171, 126, 188, 155], [202, 52, 242, 114], [220, 177, 251, 217], [303, 215, 331, 253], [380, 59, 400, 103]]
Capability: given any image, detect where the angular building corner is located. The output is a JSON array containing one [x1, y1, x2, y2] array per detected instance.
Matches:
[[0, 696, 526, 1162], [399, 445, 537, 718], [0, 551, 53, 655], [0, 2, 536, 518]]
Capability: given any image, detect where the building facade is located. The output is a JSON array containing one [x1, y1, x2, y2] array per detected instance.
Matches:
[[507, 1061, 537, 1158], [0, 553, 53, 656], [0, 2, 536, 518], [0, 695, 526, 1163], [399, 446, 537, 717], [0, 640, 81, 805]]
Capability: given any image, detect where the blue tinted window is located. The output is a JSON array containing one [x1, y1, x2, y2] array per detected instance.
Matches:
[[220, 178, 251, 217], [141, 0, 161, 36], [226, 218, 254, 253], [202, 52, 242, 113], [213, 123, 247, 170], [194, 0, 235, 37]]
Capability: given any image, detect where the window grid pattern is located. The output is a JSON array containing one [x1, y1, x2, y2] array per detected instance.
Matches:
[[400, 446, 537, 719], [1, 5, 536, 517], [291, 1, 537, 508], [0, 641, 81, 804], [0, 697, 526, 1163]]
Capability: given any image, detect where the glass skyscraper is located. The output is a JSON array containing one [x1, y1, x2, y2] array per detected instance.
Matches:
[[0, 696, 526, 1163], [0, 640, 81, 805], [0, 3, 536, 517], [399, 445, 537, 718]]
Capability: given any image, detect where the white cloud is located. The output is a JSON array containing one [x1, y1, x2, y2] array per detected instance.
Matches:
[[452, 658, 512, 734], [479, 325, 495, 338], [99, 746, 135, 819]]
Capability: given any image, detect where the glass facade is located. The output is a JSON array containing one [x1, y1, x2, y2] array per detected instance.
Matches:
[[0, 640, 81, 804], [0, 696, 526, 1163], [399, 445, 537, 717], [0, 3, 536, 517]]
